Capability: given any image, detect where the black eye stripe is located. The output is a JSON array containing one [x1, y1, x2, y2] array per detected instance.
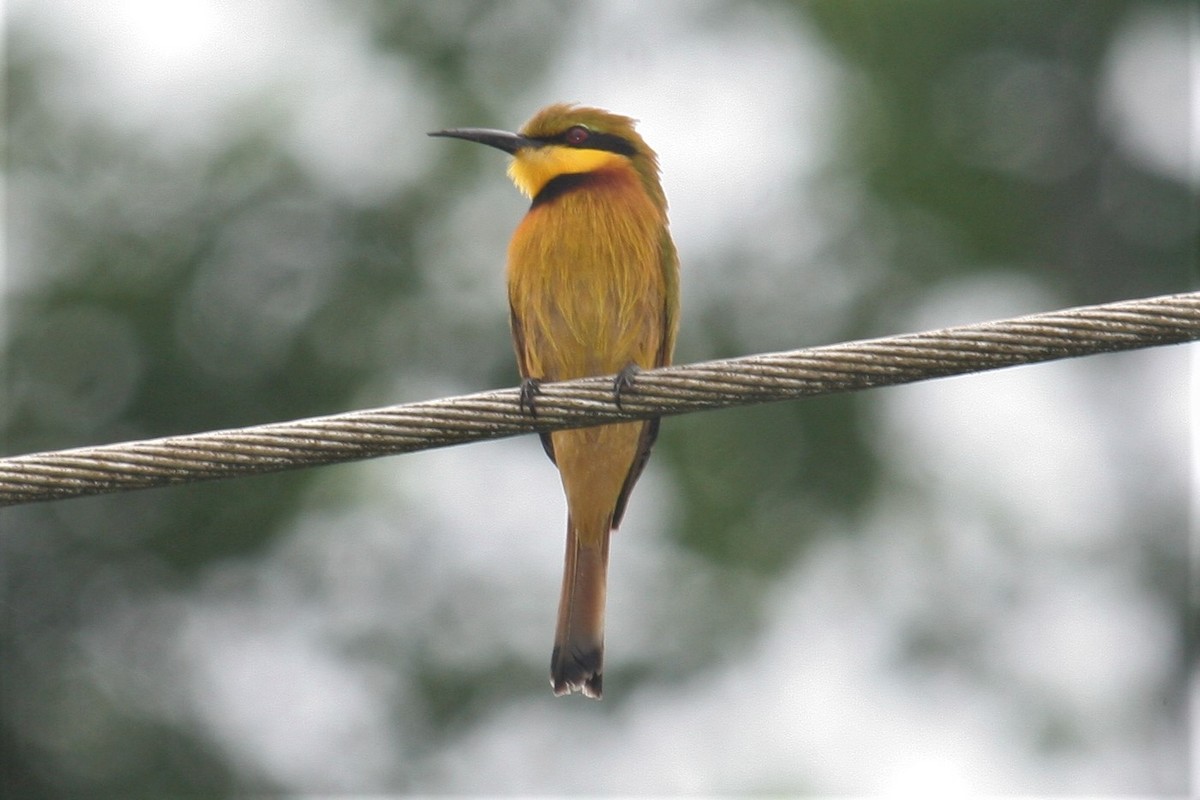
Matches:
[[533, 128, 637, 157]]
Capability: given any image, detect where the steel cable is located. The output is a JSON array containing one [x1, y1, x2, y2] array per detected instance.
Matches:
[[2, 291, 1196, 507]]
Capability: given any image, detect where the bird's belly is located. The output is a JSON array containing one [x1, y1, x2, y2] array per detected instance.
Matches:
[[508, 195, 664, 382], [536, 277, 654, 378]]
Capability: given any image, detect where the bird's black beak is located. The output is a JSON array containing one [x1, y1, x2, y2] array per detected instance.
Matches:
[[428, 127, 537, 155]]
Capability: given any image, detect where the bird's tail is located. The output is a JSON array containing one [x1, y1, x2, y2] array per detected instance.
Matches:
[[550, 514, 609, 699]]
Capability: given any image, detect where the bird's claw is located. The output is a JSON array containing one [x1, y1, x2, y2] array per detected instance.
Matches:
[[613, 363, 642, 411], [519, 377, 543, 416]]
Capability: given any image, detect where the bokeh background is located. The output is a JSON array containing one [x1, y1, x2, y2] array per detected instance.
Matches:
[[3, 0, 1196, 795]]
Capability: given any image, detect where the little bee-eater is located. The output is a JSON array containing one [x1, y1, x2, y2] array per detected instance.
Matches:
[[431, 104, 679, 698]]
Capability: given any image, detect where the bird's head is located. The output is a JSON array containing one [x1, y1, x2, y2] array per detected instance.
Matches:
[[430, 103, 665, 210]]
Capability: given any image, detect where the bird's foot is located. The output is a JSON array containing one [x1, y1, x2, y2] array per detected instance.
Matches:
[[519, 377, 543, 416], [613, 363, 642, 411]]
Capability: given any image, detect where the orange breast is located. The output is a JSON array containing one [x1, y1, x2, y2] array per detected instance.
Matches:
[[506, 166, 668, 382]]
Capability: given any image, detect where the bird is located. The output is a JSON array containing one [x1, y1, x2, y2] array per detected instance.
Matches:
[[430, 104, 679, 698]]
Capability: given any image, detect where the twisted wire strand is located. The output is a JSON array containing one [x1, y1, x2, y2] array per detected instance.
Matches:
[[2, 291, 1197, 507]]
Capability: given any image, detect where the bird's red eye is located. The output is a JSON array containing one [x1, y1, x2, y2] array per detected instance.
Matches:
[[565, 126, 590, 145]]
